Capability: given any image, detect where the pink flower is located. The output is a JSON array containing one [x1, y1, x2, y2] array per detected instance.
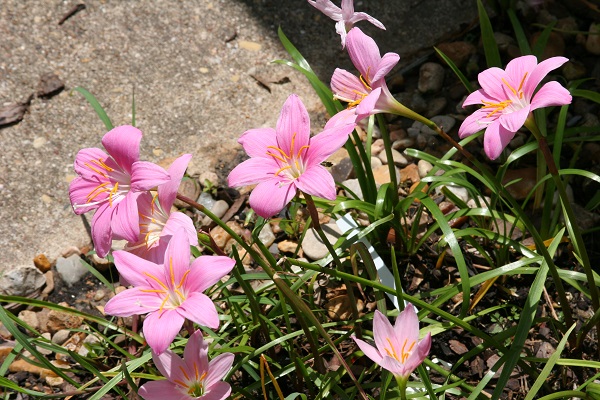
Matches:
[[459, 55, 572, 160], [331, 27, 400, 122], [307, 0, 385, 48], [352, 305, 431, 379], [227, 94, 355, 218], [124, 154, 198, 264], [69, 125, 170, 257], [104, 228, 235, 354], [138, 330, 234, 400]]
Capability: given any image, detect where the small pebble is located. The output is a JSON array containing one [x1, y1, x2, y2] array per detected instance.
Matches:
[[418, 160, 433, 178], [52, 329, 70, 345], [301, 223, 342, 260], [418, 62, 445, 94]]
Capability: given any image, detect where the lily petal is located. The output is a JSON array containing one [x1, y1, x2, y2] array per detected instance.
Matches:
[[152, 348, 187, 382], [163, 228, 192, 289], [228, 157, 279, 187], [331, 68, 368, 103], [499, 105, 530, 132], [304, 124, 355, 167], [130, 161, 170, 191], [73, 148, 111, 180], [458, 109, 489, 138], [104, 287, 162, 317], [177, 292, 220, 329], [372, 52, 399, 83], [483, 120, 515, 160], [239, 128, 278, 158], [248, 178, 297, 218], [530, 81, 572, 110], [111, 192, 140, 243], [101, 125, 142, 174], [203, 382, 232, 400], [188, 255, 235, 293], [524, 56, 568, 99], [143, 310, 185, 355], [353, 336, 383, 364], [295, 165, 337, 200], [91, 204, 114, 258], [275, 94, 311, 158], [69, 177, 108, 215], [346, 27, 381, 82], [477, 67, 511, 100], [113, 250, 161, 287], [183, 330, 209, 376], [158, 154, 192, 211], [205, 353, 235, 387], [138, 381, 188, 400]]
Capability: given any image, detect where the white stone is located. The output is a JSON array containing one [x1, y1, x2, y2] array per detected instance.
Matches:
[[301, 223, 342, 260], [0, 265, 45, 296], [56, 254, 88, 287]]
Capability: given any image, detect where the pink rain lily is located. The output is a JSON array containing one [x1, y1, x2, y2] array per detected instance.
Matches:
[[69, 125, 170, 257], [104, 228, 235, 354], [459, 55, 572, 160], [124, 154, 198, 264], [307, 0, 385, 48], [352, 305, 431, 379], [227, 94, 355, 218], [331, 27, 401, 123], [138, 330, 234, 400]]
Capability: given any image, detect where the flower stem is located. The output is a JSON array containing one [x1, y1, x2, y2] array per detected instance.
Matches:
[[395, 376, 408, 400], [303, 193, 344, 270], [525, 118, 600, 349]]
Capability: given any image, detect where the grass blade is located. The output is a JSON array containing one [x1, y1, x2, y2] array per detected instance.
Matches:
[[477, 0, 501, 68], [73, 87, 114, 131]]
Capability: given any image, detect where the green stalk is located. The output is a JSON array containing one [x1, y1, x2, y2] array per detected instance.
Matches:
[[525, 117, 600, 349]]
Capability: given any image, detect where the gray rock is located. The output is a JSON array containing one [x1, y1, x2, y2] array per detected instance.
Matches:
[[418, 62, 445, 94], [0, 265, 45, 296], [258, 223, 276, 248], [36, 332, 53, 356], [421, 115, 455, 135], [426, 97, 447, 117], [173, 177, 201, 209], [378, 148, 408, 167], [18, 310, 39, 330], [301, 223, 342, 260], [331, 157, 354, 183], [436, 185, 470, 204], [56, 254, 88, 287], [392, 138, 415, 150], [418, 160, 434, 178], [370, 156, 383, 169], [52, 329, 70, 345], [196, 192, 216, 217], [342, 179, 363, 200], [201, 200, 229, 226]]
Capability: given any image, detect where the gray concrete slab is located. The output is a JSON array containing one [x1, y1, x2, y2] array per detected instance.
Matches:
[[0, 0, 477, 273]]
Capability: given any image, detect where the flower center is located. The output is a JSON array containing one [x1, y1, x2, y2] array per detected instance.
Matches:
[[173, 366, 208, 397], [266, 132, 310, 180], [384, 337, 416, 364], [138, 194, 168, 248], [480, 72, 529, 119], [141, 257, 191, 311], [74, 157, 131, 210]]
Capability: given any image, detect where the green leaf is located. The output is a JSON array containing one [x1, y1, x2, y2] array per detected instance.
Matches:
[[507, 8, 532, 54], [571, 88, 600, 104], [434, 47, 474, 93], [72, 87, 114, 130], [532, 21, 557, 59], [477, 0, 501, 68]]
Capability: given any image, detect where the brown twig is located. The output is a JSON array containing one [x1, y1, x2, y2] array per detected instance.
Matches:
[[58, 4, 86, 25]]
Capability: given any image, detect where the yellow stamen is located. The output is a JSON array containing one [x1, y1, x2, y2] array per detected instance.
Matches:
[[180, 366, 190, 381], [139, 289, 167, 293], [173, 379, 189, 388], [359, 74, 372, 90], [297, 145, 310, 158], [86, 182, 110, 202], [266, 146, 289, 160], [174, 288, 185, 299], [289, 132, 297, 158], [194, 362, 200, 380], [169, 258, 175, 286], [274, 165, 292, 177], [266, 151, 287, 163], [108, 182, 119, 207], [177, 270, 190, 289], [481, 99, 512, 117], [159, 294, 170, 312], [385, 338, 400, 361], [84, 162, 108, 178], [143, 272, 170, 291], [90, 158, 114, 172]]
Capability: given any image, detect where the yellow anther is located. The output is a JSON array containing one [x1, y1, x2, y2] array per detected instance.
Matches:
[[174, 379, 189, 388], [177, 270, 190, 289], [274, 165, 292, 177], [385, 338, 400, 362], [143, 272, 170, 291], [159, 293, 170, 312], [180, 366, 190, 381], [297, 145, 310, 158], [86, 182, 110, 202]]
